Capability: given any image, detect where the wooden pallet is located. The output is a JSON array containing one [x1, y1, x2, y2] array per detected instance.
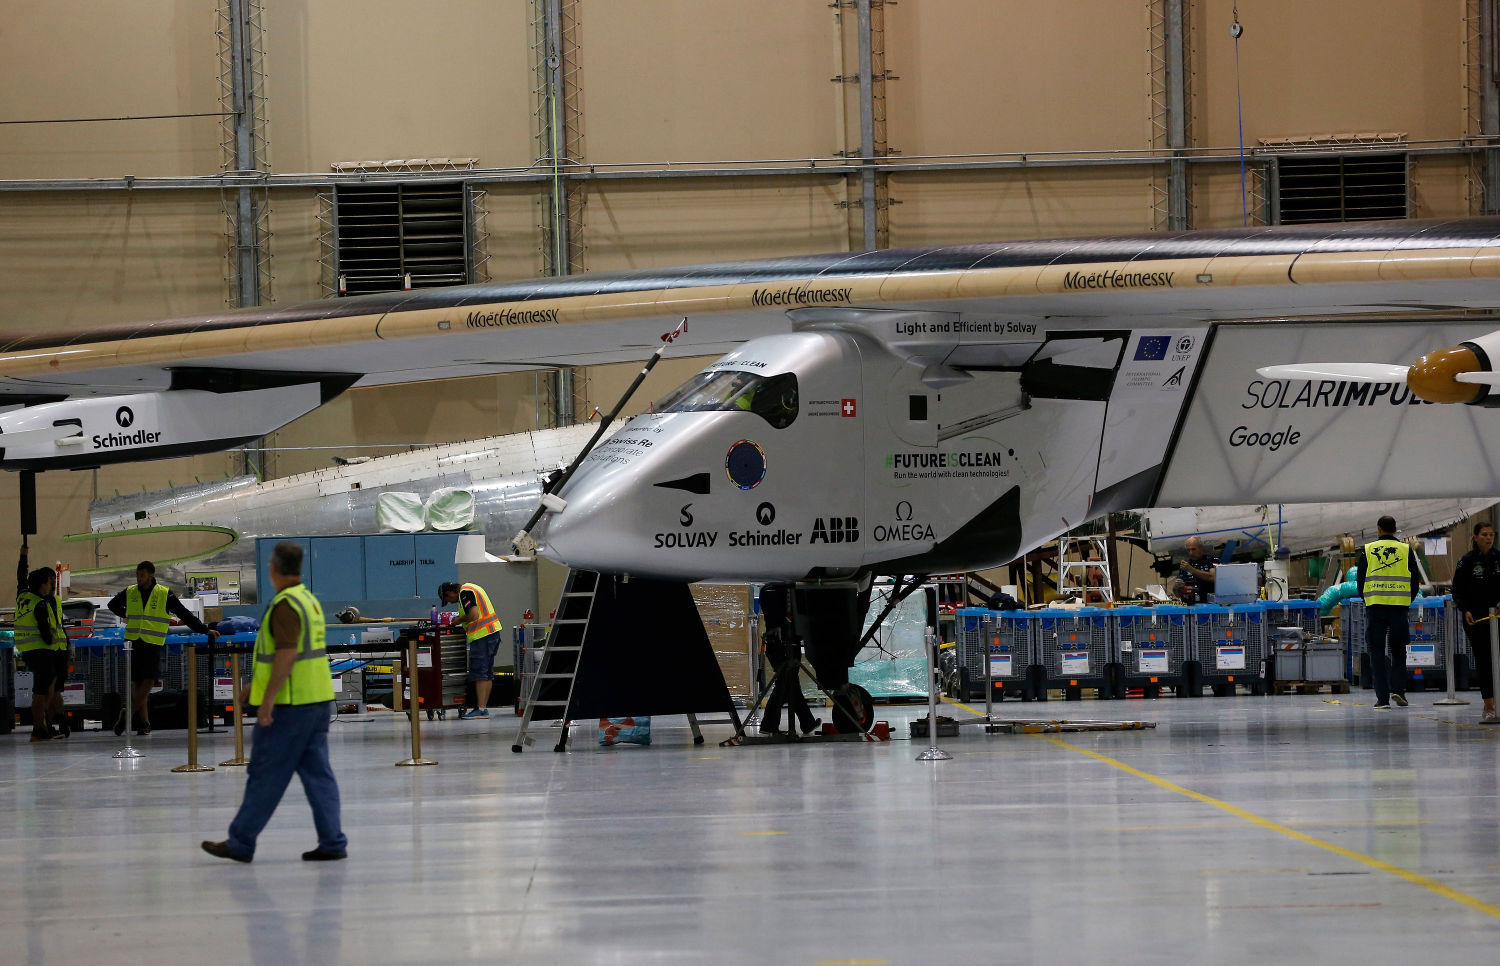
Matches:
[[1271, 680, 1351, 696]]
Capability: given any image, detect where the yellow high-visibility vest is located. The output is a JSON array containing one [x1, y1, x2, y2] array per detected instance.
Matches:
[[459, 582, 503, 644], [126, 583, 171, 648], [250, 582, 333, 706], [1362, 539, 1414, 607], [14, 592, 64, 653]]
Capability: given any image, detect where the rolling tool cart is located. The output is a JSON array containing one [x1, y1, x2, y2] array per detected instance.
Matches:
[[1113, 605, 1189, 698], [399, 625, 468, 718], [1037, 606, 1114, 700]]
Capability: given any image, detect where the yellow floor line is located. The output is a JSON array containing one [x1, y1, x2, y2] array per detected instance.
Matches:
[[1042, 735, 1500, 920]]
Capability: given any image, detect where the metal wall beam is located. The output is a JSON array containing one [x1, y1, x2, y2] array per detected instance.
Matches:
[[856, 0, 877, 251], [225, 0, 262, 308], [1481, 0, 1500, 213], [541, 0, 571, 276], [1164, 0, 1191, 230]]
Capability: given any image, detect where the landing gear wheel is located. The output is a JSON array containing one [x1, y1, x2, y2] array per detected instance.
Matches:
[[831, 683, 875, 733]]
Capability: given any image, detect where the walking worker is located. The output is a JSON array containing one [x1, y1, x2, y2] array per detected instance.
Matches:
[[15, 567, 69, 742], [203, 542, 346, 863], [1356, 516, 1419, 711], [106, 560, 219, 736], [438, 580, 503, 719], [1453, 521, 1500, 723]]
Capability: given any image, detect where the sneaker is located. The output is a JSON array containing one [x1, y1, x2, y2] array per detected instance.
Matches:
[[1372, 702, 1390, 710], [1482, 709, 1499, 724], [1391, 693, 1408, 707], [800, 718, 823, 736], [135, 722, 152, 736], [56, 716, 70, 738], [30, 728, 50, 743], [113, 711, 126, 736], [459, 708, 489, 719], [201, 840, 251, 863], [301, 848, 347, 861]]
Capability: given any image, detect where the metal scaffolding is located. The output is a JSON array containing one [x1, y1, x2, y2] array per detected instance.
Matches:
[[1149, 0, 1192, 231], [530, 0, 586, 430], [1465, 0, 1500, 214], [217, 0, 273, 308]]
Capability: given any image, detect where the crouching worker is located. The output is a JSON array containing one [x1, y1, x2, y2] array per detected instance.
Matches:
[[107, 560, 219, 736], [203, 542, 345, 863]]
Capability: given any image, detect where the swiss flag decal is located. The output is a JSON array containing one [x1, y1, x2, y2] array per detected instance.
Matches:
[[841, 398, 857, 417]]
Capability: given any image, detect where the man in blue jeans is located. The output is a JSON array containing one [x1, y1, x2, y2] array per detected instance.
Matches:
[[203, 542, 346, 863], [1356, 516, 1419, 711]]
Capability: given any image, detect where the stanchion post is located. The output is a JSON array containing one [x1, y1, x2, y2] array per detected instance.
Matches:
[[396, 634, 436, 767], [917, 627, 953, 762], [113, 639, 143, 760], [1489, 616, 1499, 712], [393, 652, 403, 713], [1435, 615, 1469, 706], [219, 649, 248, 766], [171, 643, 214, 773]]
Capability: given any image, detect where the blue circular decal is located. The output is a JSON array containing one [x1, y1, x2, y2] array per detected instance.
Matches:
[[725, 439, 767, 491]]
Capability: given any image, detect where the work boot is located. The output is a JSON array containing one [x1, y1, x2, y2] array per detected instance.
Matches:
[[30, 726, 49, 743], [135, 721, 152, 736], [55, 715, 70, 738], [113, 710, 126, 736]]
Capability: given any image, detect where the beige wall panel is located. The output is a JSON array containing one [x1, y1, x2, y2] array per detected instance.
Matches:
[[584, 177, 848, 271], [479, 186, 547, 283], [1190, 165, 1264, 229], [0, 1, 221, 178], [888, 168, 1156, 248], [581, 1, 842, 163], [885, 2, 1149, 157], [0, 191, 226, 333], [1410, 155, 1472, 219], [1194, 0, 1465, 147], [268, 189, 324, 303], [266, 0, 535, 173]]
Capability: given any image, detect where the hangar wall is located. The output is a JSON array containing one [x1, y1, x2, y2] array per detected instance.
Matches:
[[0, 0, 1482, 572]]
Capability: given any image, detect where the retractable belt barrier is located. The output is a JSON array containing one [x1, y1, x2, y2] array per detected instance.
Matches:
[[69, 633, 435, 772]]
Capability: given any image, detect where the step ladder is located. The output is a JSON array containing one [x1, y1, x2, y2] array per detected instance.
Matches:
[[511, 569, 599, 753], [1056, 535, 1113, 604]]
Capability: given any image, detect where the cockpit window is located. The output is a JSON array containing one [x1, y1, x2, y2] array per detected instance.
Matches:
[[654, 370, 799, 429]]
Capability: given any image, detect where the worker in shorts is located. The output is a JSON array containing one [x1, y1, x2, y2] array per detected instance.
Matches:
[[438, 581, 503, 719], [107, 560, 219, 735], [15, 567, 69, 741]]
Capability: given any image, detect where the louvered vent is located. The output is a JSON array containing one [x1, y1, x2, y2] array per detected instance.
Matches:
[[1277, 153, 1408, 225], [332, 182, 471, 296]]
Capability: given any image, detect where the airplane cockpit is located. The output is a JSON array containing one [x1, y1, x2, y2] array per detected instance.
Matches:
[[654, 369, 800, 430]]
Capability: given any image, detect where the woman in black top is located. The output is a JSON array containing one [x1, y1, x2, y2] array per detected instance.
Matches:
[[1452, 521, 1500, 722]]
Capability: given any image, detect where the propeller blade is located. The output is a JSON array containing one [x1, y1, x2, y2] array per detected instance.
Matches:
[[1453, 371, 1500, 386], [0, 424, 84, 446], [1255, 362, 1411, 384]]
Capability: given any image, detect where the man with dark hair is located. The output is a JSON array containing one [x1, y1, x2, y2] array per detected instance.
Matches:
[[439, 579, 504, 719], [203, 541, 345, 863], [107, 560, 218, 736], [1356, 516, 1418, 710], [15, 567, 68, 741]]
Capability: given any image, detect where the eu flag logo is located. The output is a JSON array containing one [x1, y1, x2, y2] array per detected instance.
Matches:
[[1134, 336, 1169, 361]]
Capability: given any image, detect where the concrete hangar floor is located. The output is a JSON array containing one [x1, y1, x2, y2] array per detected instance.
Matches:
[[2, 695, 1497, 965]]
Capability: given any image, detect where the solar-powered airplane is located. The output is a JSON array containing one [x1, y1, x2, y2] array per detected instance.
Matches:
[[10, 217, 1500, 728]]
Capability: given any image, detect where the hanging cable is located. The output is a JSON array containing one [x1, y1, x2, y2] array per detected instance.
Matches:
[[1232, 6, 1248, 226]]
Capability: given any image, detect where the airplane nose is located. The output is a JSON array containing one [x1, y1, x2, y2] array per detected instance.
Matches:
[[539, 474, 631, 572]]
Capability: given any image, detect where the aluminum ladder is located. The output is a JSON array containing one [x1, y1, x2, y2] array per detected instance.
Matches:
[[511, 568, 599, 753]]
